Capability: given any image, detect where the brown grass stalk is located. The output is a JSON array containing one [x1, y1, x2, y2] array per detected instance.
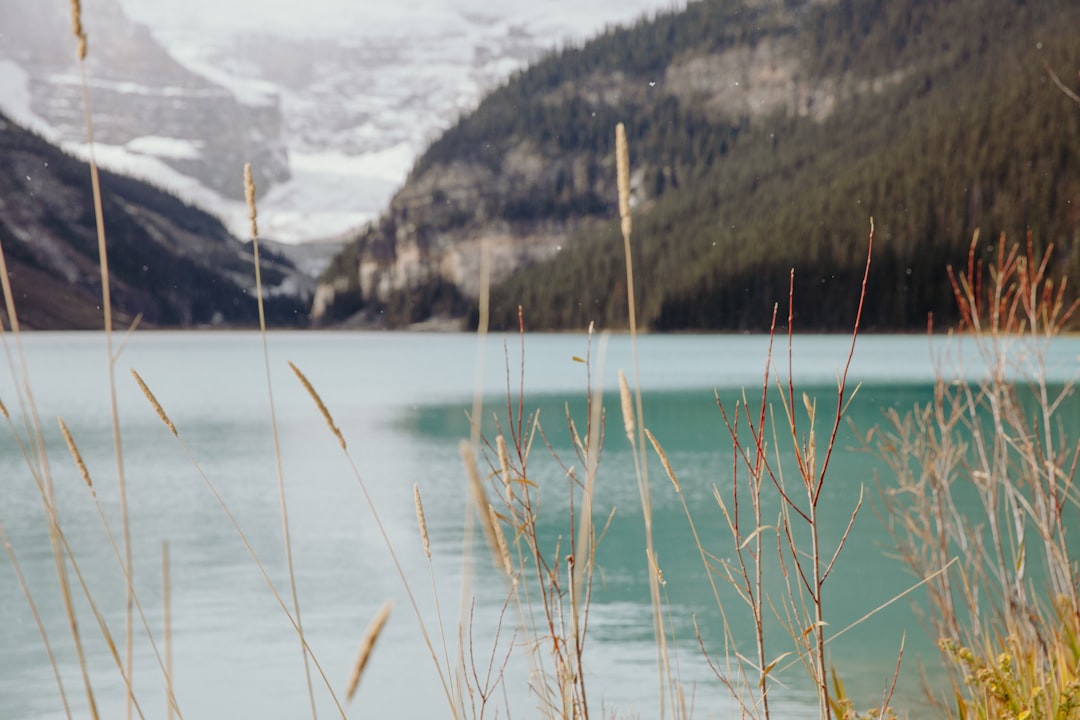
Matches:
[[464, 312, 625, 720], [453, 239, 495, 717], [61, 416, 183, 717], [875, 232, 1080, 717], [245, 162, 317, 719], [412, 482, 459, 713], [701, 223, 875, 719], [68, 7, 136, 711], [51, 522, 146, 720], [0, 235, 98, 719], [0, 519, 72, 718], [614, 121, 673, 719], [5, 411, 148, 720], [710, 313, 779, 718], [163, 542, 174, 720], [571, 323, 605, 604]]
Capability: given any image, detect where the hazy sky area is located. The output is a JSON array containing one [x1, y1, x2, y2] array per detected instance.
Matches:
[[117, 0, 687, 42]]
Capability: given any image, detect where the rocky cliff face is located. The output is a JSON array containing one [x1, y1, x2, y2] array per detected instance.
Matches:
[[0, 112, 310, 329], [0, 0, 288, 200], [326, 157, 584, 317]]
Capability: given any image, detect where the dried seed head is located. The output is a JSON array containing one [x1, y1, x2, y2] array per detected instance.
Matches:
[[460, 441, 501, 571], [413, 483, 430, 560], [288, 361, 346, 449], [131, 369, 177, 436], [645, 428, 680, 493], [801, 393, 816, 482], [59, 417, 92, 489], [618, 369, 635, 440], [496, 434, 512, 501], [0, 396, 8, 420], [489, 503, 513, 576], [243, 163, 258, 239], [615, 122, 631, 238], [70, 0, 87, 59], [345, 600, 393, 702]]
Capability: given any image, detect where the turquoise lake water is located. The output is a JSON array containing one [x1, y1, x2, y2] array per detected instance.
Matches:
[[1, 331, 1077, 719]]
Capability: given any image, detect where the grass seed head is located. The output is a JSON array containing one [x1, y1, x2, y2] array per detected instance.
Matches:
[[131, 369, 177, 436], [289, 361, 346, 449], [461, 441, 502, 570], [243, 163, 258, 239], [645, 428, 680, 493], [497, 434, 512, 501], [618, 369, 635, 440], [489, 503, 513, 576], [616, 122, 631, 238], [70, 0, 87, 59], [413, 483, 430, 560], [345, 600, 393, 702], [59, 417, 92, 489]]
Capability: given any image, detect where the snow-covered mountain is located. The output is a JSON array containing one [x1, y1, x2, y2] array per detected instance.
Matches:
[[1, 0, 684, 245], [0, 0, 289, 205]]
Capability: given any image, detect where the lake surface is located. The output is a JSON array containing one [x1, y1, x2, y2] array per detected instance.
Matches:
[[1, 331, 1078, 719]]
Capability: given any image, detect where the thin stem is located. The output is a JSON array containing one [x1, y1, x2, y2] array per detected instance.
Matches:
[[133, 371, 350, 718], [0, 238, 98, 719], [0, 519, 72, 718], [164, 542, 175, 720], [247, 165, 317, 719]]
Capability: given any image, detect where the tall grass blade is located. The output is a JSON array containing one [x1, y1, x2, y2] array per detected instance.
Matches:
[[245, 162, 318, 719]]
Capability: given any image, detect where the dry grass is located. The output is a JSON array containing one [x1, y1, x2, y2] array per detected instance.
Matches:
[[345, 601, 393, 702], [640, 223, 886, 720], [58, 417, 92, 489], [873, 232, 1080, 719], [246, 161, 318, 718], [289, 360, 346, 449], [163, 541, 174, 720], [66, 16, 139, 713]]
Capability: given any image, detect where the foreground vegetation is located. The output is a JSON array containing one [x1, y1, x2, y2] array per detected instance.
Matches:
[[3, 2, 1080, 719]]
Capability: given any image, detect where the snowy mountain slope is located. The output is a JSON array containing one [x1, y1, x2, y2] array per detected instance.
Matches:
[[0, 0, 289, 204], [0, 0, 683, 246], [112, 0, 688, 243], [0, 111, 310, 329]]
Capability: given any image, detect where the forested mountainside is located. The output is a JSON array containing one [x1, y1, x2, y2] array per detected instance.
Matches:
[[315, 0, 1080, 332], [0, 113, 310, 329]]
